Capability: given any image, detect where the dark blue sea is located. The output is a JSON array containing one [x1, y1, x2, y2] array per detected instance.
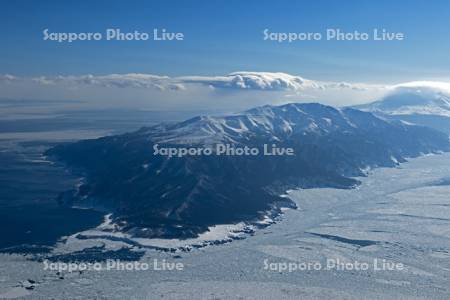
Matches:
[[0, 108, 198, 252]]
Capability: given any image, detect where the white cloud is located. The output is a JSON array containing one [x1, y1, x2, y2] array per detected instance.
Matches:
[[391, 81, 450, 96], [178, 72, 320, 90], [17, 71, 386, 93], [2, 71, 449, 112], [0, 74, 17, 83], [32, 73, 175, 90]]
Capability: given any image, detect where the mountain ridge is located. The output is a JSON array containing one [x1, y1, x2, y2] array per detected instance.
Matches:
[[45, 103, 450, 238]]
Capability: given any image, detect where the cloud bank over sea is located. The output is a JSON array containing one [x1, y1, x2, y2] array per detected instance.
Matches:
[[2, 71, 450, 112]]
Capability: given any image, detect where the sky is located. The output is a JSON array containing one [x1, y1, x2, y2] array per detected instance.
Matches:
[[1, 0, 450, 112]]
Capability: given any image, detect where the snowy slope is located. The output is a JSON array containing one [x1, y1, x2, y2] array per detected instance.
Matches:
[[45, 103, 450, 239]]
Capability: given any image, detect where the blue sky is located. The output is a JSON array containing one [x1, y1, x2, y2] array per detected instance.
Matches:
[[2, 0, 450, 83]]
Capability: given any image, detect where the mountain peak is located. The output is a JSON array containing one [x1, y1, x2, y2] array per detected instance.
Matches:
[[147, 103, 360, 145], [357, 83, 450, 117]]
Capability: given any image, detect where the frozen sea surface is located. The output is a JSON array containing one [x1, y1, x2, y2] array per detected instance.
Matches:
[[1, 153, 450, 299]]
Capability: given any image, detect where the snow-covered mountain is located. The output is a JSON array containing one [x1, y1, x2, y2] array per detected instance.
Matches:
[[145, 103, 375, 145], [46, 103, 450, 238], [356, 82, 450, 133]]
